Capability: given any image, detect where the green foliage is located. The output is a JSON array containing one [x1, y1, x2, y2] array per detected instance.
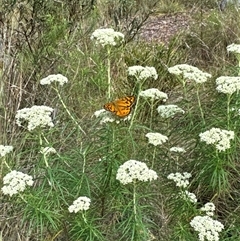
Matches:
[[2, 0, 240, 240]]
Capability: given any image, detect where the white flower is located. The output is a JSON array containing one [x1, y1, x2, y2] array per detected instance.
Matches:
[[201, 202, 215, 217], [1, 170, 34, 196], [90, 28, 124, 47], [40, 147, 56, 155], [40, 74, 68, 86], [231, 107, 240, 115], [199, 128, 234, 152], [93, 109, 119, 124], [227, 43, 240, 54], [116, 160, 158, 185], [190, 216, 224, 241], [0, 145, 13, 157], [157, 104, 185, 118], [216, 76, 240, 95], [168, 64, 212, 84], [15, 105, 54, 131], [93, 109, 107, 118], [93, 109, 131, 124], [181, 190, 197, 203], [167, 172, 192, 188], [170, 146, 186, 153], [128, 66, 158, 81], [68, 196, 91, 213], [139, 88, 168, 101], [146, 132, 168, 146]]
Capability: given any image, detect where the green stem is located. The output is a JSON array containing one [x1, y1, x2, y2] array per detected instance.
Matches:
[[19, 193, 28, 204], [238, 58, 240, 76], [82, 212, 88, 224], [129, 93, 140, 130], [149, 99, 154, 129], [53, 87, 86, 135], [43, 154, 49, 168], [107, 47, 111, 100], [227, 94, 231, 129], [196, 86, 205, 126], [151, 147, 156, 169], [79, 143, 87, 190], [133, 181, 137, 222], [177, 76, 193, 126], [2, 157, 11, 170]]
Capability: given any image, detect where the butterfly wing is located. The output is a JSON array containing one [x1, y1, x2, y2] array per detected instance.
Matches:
[[114, 105, 131, 117], [115, 96, 135, 107], [104, 103, 116, 112], [103, 96, 135, 117]]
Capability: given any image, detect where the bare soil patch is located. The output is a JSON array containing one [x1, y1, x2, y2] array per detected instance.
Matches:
[[140, 12, 190, 43]]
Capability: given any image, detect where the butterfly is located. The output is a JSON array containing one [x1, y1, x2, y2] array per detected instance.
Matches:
[[103, 96, 135, 118]]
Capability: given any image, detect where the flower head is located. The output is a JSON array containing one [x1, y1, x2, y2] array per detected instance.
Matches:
[[139, 88, 168, 101], [168, 64, 212, 84], [181, 190, 197, 203], [128, 66, 158, 81], [40, 147, 57, 155], [170, 146, 186, 153], [68, 196, 91, 213], [167, 172, 192, 188], [227, 43, 240, 54], [0, 145, 13, 157], [146, 132, 168, 146], [216, 76, 240, 95], [200, 202, 215, 217], [116, 160, 158, 185], [90, 28, 124, 47], [1, 170, 34, 196], [40, 74, 68, 86], [190, 215, 224, 241], [93, 109, 131, 124], [157, 105, 185, 118], [199, 128, 234, 152], [16, 105, 54, 131]]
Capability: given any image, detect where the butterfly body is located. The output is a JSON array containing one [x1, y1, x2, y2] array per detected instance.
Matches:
[[104, 96, 135, 117]]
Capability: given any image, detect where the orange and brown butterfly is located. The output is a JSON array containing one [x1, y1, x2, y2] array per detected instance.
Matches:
[[103, 96, 135, 118]]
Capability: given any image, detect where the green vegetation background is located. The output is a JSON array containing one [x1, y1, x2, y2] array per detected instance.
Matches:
[[1, 0, 240, 240]]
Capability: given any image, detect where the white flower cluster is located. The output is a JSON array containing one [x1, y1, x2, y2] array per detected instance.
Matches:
[[0, 145, 13, 157], [93, 109, 131, 124], [190, 215, 224, 241], [227, 43, 240, 54], [216, 76, 240, 95], [40, 74, 68, 86], [139, 88, 168, 101], [231, 107, 240, 115], [200, 202, 215, 217], [181, 190, 197, 203], [40, 147, 57, 155], [128, 66, 158, 81], [16, 105, 54, 131], [146, 132, 168, 146], [168, 64, 212, 84], [1, 170, 34, 196], [157, 104, 185, 118], [167, 172, 192, 188], [90, 28, 124, 47], [116, 160, 158, 185], [199, 128, 234, 152], [170, 146, 186, 153], [68, 196, 91, 213]]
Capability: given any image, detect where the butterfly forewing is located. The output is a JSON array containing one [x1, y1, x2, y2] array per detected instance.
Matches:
[[115, 96, 135, 107], [103, 96, 135, 117], [104, 103, 115, 112]]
